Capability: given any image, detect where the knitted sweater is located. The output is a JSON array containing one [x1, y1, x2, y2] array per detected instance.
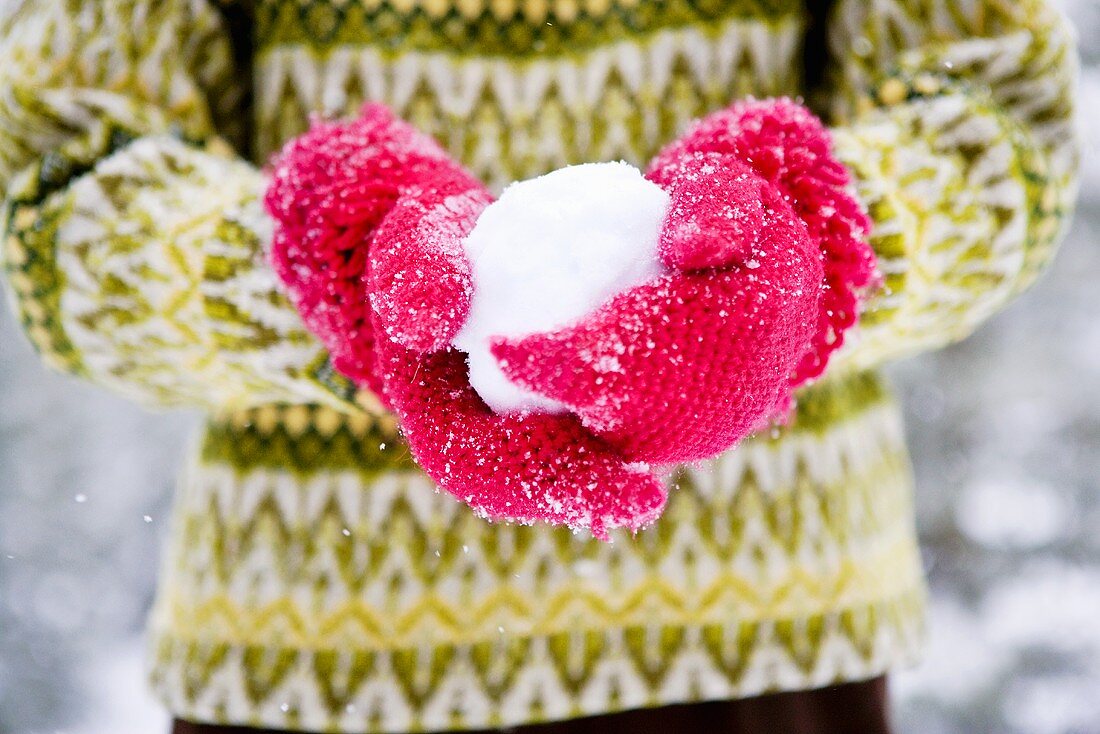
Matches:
[[0, 0, 1078, 731]]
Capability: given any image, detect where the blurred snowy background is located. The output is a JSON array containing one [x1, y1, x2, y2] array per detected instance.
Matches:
[[2, 2, 1099, 732]]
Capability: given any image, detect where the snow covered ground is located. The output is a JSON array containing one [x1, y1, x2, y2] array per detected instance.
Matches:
[[1, 2, 1099, 732]]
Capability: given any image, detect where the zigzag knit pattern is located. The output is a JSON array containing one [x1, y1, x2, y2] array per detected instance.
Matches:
[[148, 377, 925, 732]]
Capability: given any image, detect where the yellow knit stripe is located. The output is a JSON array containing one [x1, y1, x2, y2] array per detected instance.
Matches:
[[146, 588, 925, 730], [154, 535, 921, 649]]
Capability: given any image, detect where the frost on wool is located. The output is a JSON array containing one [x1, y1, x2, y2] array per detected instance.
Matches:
[[452, 162, 671, 414]]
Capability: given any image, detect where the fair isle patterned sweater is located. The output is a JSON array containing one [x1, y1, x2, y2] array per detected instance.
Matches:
[[0, 0, 1079, 731]]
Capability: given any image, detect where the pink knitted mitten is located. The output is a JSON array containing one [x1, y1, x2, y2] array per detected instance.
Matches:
[[266, 99, 876, 539]]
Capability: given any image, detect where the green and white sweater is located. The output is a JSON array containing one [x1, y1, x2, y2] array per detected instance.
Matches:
[[0, 0, 1079, 730]]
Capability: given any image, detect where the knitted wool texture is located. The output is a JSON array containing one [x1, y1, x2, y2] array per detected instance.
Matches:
[[265, 107, 485, 396], [266, 100, 875, 538]]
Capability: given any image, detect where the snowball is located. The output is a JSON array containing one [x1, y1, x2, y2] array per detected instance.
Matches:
[[453, 162, 670, 413]]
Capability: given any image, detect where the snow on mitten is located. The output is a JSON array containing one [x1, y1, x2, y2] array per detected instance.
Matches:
[[266, 99, 875, 539], [494, 99, 877, 463], [648, 98, 879, 384]]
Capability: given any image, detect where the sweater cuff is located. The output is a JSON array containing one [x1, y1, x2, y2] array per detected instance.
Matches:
[[2, 130, 362, 412], [1, 120, 157, 375], [827, 72, 1052, 370]]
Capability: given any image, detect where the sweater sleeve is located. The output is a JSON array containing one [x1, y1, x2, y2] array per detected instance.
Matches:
[[822, 0, 1080, 370], [0, 0, 355, 411]]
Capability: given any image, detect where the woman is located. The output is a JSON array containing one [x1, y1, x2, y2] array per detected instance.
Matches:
[[0, 0, 1078, 732]]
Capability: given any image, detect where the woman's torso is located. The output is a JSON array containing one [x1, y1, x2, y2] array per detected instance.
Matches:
[[147, 2, 926, 730]]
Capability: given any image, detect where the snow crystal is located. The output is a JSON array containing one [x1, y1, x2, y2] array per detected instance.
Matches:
[[453, 162, 670, 413]]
